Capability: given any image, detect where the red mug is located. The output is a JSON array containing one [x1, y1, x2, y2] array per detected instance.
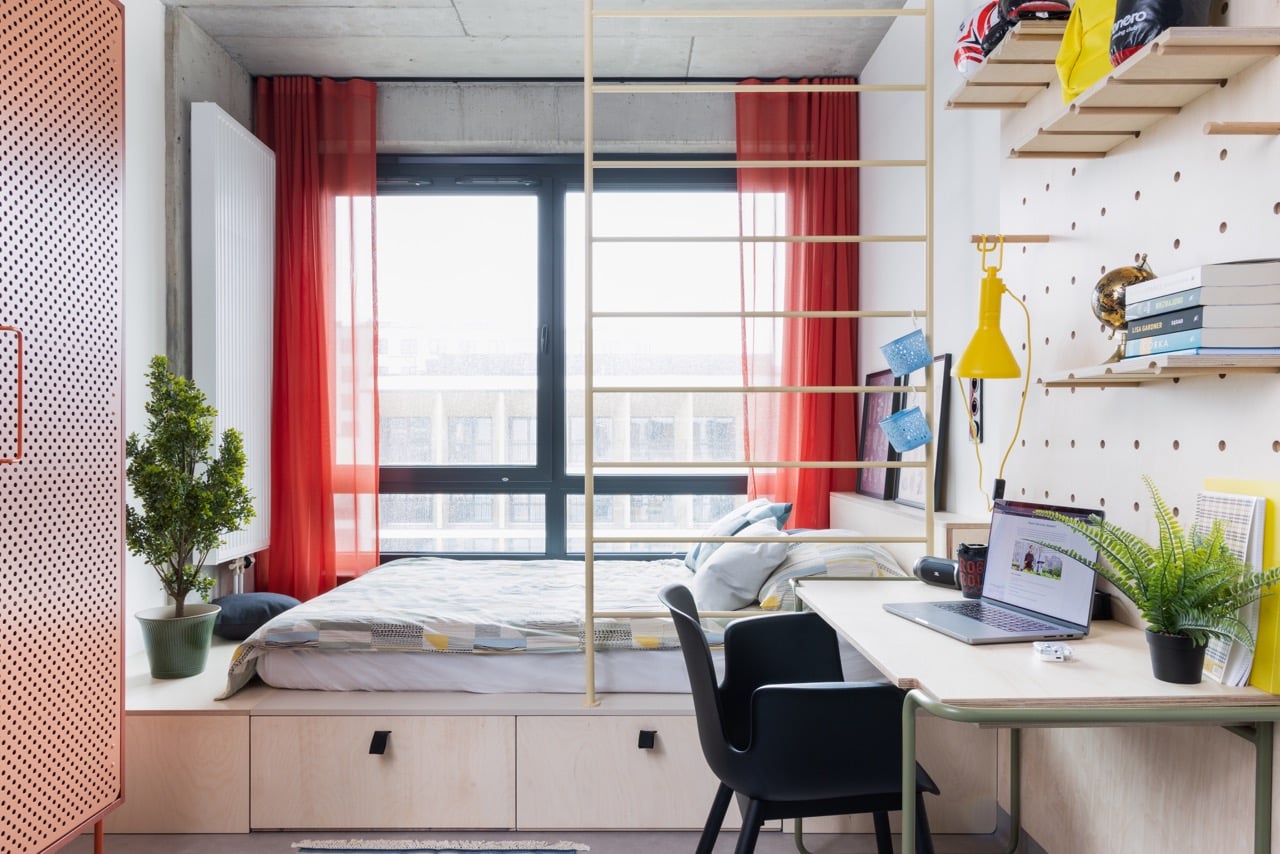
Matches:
[[957, 543, 988, 599]]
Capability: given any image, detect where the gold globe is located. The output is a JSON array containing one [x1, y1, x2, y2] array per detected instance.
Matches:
[[1091, 255, 1155, 362]]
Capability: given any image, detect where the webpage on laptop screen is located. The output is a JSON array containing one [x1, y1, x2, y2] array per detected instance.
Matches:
[[983, 502, 1099, 626]]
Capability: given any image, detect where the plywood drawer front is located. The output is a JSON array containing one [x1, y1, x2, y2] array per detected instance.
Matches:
[[251, 716, 515, 829], [106, 715, 250, 833], [515, 715, 735, 830]]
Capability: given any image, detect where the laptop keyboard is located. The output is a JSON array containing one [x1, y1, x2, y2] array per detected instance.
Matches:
[[936, 600, 1059, 633]]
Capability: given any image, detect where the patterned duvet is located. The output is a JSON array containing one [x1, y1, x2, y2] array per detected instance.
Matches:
[[220, 556, 711, 698]]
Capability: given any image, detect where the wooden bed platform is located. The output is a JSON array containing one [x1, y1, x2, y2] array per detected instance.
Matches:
[[108, 636, 999, 836]]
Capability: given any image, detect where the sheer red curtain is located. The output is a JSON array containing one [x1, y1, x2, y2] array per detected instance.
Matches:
[[254, 77, 380, 600], [737, 78, 859, 529]]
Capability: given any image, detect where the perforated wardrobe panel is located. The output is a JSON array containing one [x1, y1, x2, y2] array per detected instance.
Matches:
[[0, 1, 125, 851]]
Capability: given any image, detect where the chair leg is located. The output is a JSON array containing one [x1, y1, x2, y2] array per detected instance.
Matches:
[[872, 810, 893, 854], [734, 798, 765, 854], [915, 791, 937, 854], [696, 782, 734, 854]]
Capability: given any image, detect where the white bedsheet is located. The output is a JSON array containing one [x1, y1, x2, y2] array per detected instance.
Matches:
[[255, 638, 885, 693]]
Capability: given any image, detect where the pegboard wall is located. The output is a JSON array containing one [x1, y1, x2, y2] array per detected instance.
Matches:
[[0, 0, 125, 850], [992, 4, 1280, 543]]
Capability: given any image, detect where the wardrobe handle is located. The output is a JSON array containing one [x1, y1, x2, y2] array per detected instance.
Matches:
[[369, 730, 391, 755], [0, 325, 22, 464]]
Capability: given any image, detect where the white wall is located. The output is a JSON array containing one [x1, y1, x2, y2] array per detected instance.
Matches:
[[120, 0, 172, 653], [860, 0, 1001, 519], [863, 3, 1280, 851]]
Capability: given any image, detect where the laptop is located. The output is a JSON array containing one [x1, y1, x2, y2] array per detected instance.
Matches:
[[883, 499, 1103, 645]]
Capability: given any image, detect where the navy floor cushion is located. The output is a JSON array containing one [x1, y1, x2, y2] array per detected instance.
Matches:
[[212, 592, 301, 641]]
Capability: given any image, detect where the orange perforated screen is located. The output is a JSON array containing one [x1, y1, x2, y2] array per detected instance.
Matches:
[[0, 0, 125, 850]]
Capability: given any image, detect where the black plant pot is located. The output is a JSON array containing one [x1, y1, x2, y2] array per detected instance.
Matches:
[[1145, 630, 1206, 684]]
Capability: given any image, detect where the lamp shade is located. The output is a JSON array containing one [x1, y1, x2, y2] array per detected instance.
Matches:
[[955, 267, 1020, 379]]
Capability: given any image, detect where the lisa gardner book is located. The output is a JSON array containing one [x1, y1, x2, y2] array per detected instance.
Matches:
[[1127, 304, 1280, 338]]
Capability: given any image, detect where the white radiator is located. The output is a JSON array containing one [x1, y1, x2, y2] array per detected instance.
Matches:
[[190, 101, 275, 565]]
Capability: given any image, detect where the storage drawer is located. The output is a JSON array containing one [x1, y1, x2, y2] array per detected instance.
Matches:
[[251, 715, 515, 829], [515, 715, 740, 830]]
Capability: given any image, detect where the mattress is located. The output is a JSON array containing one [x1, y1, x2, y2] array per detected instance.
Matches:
[[255, 637, 884, 693], [220, 556, 718, 698], [218, 551, 895, 699]]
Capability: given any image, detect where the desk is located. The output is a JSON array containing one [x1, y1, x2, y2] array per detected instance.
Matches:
[[795, 576, 1280, 854]]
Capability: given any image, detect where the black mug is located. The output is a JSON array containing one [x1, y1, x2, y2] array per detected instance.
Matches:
[[956, 543, 989, 599]]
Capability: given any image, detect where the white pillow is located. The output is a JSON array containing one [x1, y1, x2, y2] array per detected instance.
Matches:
[[689, 518, 789, 611], [756, 534, 906, 611]]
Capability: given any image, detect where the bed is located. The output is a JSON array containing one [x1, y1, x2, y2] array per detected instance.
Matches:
[[219, 524, 907, 700]]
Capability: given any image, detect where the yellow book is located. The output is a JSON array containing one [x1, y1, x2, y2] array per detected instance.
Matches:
[[1204, 478, 1280, 693]]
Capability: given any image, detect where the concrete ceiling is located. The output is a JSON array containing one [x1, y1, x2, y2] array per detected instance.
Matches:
[[165, 0, 907, 80]]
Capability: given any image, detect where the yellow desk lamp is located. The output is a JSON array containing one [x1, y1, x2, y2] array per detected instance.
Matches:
[[954, 236, 1031, 507]]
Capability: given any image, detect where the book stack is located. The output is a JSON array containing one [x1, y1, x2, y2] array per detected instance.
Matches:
[[1123, 258, 1280, 358]]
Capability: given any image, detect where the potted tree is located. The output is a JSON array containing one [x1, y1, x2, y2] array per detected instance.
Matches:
[[126, 355, 255, 678], [1036, 476, 1280, 684]]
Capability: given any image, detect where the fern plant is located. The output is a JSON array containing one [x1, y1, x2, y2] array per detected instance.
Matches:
[[1035, 476, 1280, 649]]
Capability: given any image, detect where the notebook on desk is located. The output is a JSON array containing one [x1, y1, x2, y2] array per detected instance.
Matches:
[[884, 499, 1103, 645]]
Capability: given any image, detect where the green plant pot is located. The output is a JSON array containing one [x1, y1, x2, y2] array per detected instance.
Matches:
[[136, 603, 221, 679], [1145, 629, 1205, 685]]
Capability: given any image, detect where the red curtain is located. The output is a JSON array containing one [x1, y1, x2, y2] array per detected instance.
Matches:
[[736, 78, 859, 529], [254, 77, 380, 600]]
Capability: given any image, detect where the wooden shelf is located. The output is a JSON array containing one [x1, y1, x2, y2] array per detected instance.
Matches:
[[1040, 354, 1280, 387], [946, 20, 1066, 110], [948, 26, 1280, 158]]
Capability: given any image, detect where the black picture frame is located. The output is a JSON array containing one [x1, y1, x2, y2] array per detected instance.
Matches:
[[856, 368, 901, 500], [894, 353, 951, 511]]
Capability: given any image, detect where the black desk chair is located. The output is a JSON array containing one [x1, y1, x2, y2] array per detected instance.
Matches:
[[659, 583, 939, 854]]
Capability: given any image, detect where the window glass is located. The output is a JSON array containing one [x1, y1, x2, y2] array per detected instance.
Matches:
[[376, 163, 748, 557], [377, 194, 538, 468]]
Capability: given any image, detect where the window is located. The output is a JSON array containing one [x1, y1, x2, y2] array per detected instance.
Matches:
[[376, 157, 748, 558], [630, 417, 675, 462], [508, 416, 537, 465], [448, 416, 493, 464]]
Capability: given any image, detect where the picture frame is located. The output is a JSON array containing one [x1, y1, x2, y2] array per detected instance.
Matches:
[[855, 368, 901, 500], [894, 353, 951, 511]]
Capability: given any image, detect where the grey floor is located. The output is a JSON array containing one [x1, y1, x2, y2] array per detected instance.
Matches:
[[67, 828, 1034, 854]]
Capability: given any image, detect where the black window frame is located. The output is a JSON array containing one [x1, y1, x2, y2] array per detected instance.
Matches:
[[376, 154, 748, 561]]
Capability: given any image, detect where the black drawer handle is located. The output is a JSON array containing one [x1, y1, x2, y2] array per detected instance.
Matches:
[[370, 730, 391, 754], [637, 729, 657, 750]]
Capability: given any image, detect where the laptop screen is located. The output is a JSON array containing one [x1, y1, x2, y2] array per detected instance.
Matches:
[[982, 500, 1103, 628]]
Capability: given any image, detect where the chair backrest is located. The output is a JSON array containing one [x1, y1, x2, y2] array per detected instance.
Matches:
[[658, 584, 734, 777]]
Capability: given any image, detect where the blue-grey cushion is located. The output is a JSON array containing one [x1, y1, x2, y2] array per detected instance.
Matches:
[[683, 497, 793, 571], [212, 592, 301, 641]]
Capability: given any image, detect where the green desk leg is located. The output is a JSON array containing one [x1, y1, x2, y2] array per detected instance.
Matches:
[[1254, 721, 1273, 854], [902, 690, 920, 854], [901, 691, 1023, 853]]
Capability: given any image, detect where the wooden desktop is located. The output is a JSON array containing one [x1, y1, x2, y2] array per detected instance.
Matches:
[[796, 576, 1280, 854]]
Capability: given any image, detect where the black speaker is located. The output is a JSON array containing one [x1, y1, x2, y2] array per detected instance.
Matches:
[[913, 555, 960, 589]]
